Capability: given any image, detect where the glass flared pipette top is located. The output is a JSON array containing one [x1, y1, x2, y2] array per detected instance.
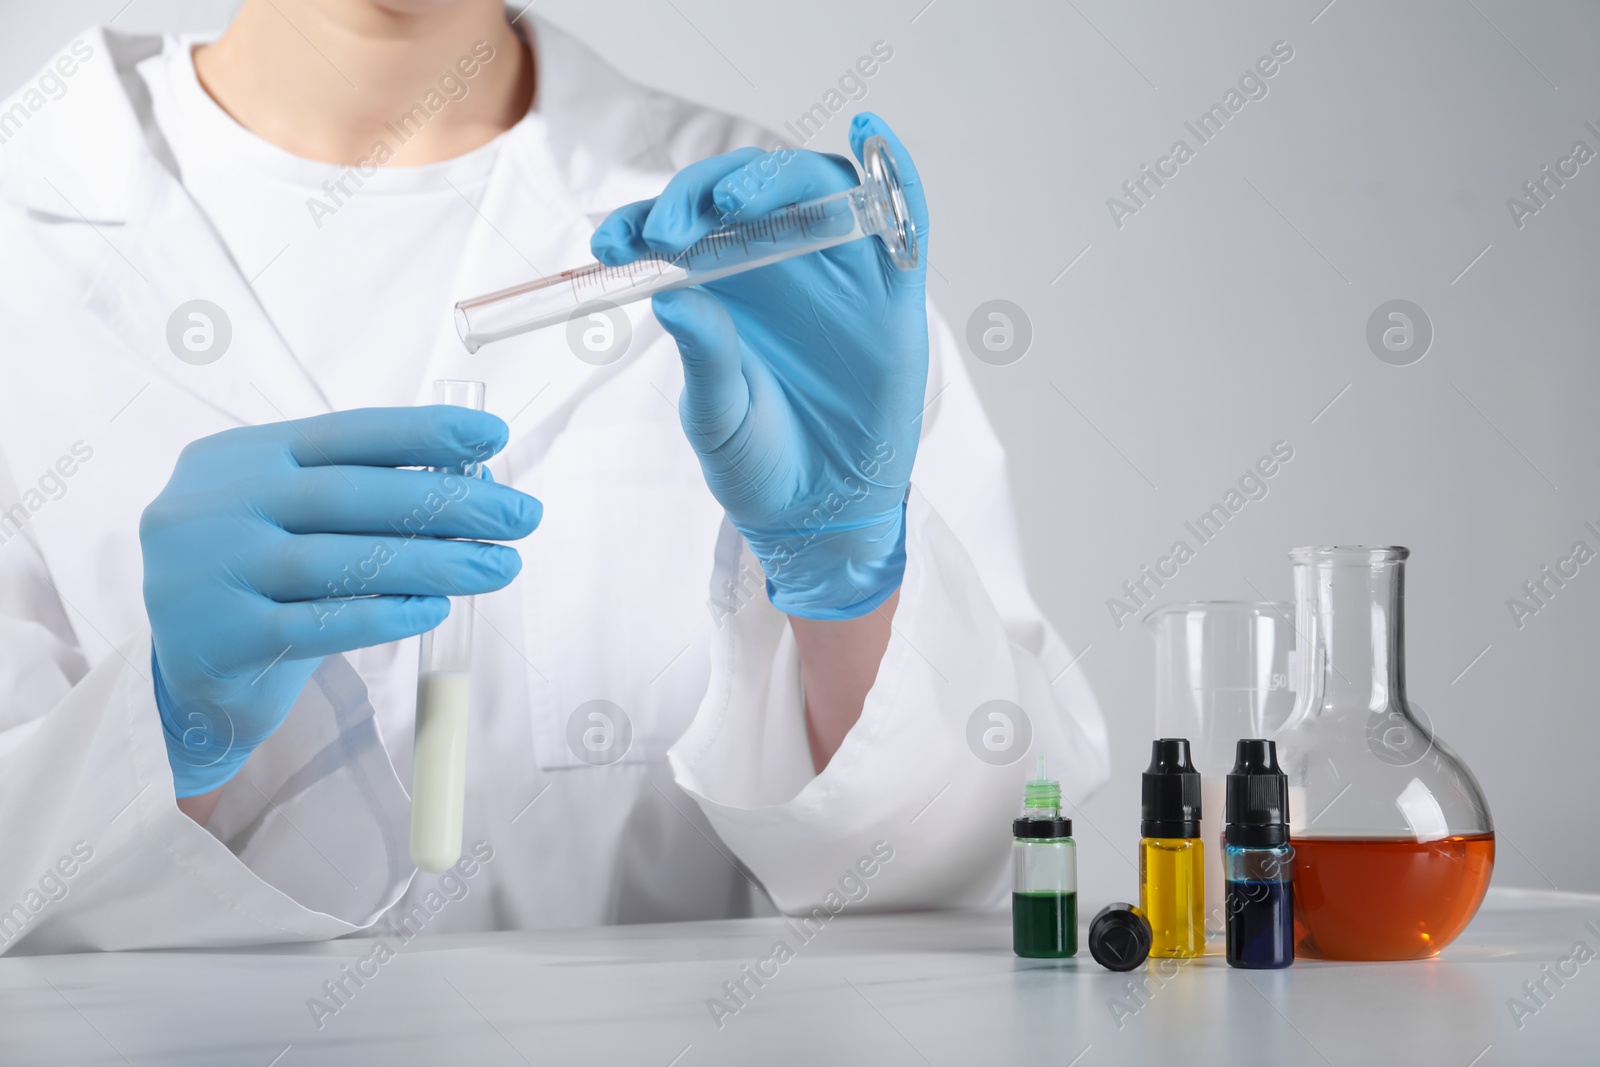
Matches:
[[453, 135, 918, 353]]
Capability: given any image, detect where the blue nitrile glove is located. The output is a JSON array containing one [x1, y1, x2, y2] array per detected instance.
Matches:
[[590, 112, 930, 620], [141, 407, 542, 796]]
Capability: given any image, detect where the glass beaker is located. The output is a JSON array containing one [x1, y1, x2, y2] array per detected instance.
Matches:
[[1273, 546, 1494, 961], [1144, 602, 1298, 934]]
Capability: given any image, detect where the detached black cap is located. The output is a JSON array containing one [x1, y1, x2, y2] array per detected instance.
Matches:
[[1088, 903, 1152, 971], [1225, 738, 1290, 847], [1141, 738, 1201, 838]]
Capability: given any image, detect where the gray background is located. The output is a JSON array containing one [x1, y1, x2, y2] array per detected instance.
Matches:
[[3, 0, 1595, 902]]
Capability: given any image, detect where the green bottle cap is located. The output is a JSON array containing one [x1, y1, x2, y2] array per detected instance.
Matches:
[[1015, 753, 1072, 838], [1024, 752, 1061, 813]]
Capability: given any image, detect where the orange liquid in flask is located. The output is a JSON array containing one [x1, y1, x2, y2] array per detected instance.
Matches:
[[1289, 832, 1495, 960]]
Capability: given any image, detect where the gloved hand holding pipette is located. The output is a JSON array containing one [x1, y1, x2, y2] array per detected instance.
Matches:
[[140, 407, 542, 797], [590, 113, 931, 619]]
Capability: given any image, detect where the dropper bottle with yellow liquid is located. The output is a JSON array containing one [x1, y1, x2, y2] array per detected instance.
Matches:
[[1139, 738, 1206, 958]]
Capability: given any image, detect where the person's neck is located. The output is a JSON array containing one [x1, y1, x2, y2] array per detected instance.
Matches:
[[194, 0, 534, 166]]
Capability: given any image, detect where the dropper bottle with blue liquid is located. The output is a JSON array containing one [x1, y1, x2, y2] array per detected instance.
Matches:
[[1224, 739, 1295, 968], [1012, 753, 1077, 958]]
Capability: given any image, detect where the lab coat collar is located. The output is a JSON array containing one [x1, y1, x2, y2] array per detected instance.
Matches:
[[0, 25, 332, 423], [1, 14, 675, 429], [0, 14, 676, 235], [0, 25, 156, 223], [0, 19, 590, 428]]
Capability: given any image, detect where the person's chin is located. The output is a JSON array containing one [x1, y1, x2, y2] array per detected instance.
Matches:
[[368, 0, 486, 18]]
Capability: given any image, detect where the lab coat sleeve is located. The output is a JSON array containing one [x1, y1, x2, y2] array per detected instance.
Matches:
[[0, 466, 414, 953], [669, 309, 1110, 912]]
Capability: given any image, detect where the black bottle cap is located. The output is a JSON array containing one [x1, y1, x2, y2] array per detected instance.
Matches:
[[1141, 738, 1201, 838], [1088, 903, 1152, 971], [1013, 818, 1073, 838], [1224, 738, 1291, 848]]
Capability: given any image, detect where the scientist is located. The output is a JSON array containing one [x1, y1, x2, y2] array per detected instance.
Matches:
[[0, 0, 1106, 952]]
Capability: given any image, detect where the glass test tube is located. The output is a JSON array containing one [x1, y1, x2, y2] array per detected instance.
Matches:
[[410, 379, 485, 873]]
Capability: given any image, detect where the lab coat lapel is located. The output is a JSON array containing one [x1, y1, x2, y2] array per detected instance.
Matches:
[[412, 107, 647, 443], [419, 88, 695, 771], [84, 156, 334, 427], [6, 26, 332, 428], [419, 14, 688, 455], [411, 111, 593, 409], [411, 111, 617, 766]]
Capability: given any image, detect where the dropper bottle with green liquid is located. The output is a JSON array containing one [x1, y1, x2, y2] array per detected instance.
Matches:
[[1012, 753, 1077, 958]]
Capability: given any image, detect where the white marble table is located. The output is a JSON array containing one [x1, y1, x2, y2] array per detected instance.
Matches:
[[1, 888, 1595, 1066]]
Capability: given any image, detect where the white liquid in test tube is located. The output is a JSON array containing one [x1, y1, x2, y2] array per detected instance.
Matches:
[[411, 670, 472, 872], [409, 379, 485, 873]]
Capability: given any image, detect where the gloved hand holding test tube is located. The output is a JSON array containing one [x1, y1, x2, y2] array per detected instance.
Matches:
[[452, 134, 918, 351], [410, 379, 486, 872]]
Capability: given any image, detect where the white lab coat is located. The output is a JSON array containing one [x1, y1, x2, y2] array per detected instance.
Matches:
[[0, 18, 1107, 954]]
